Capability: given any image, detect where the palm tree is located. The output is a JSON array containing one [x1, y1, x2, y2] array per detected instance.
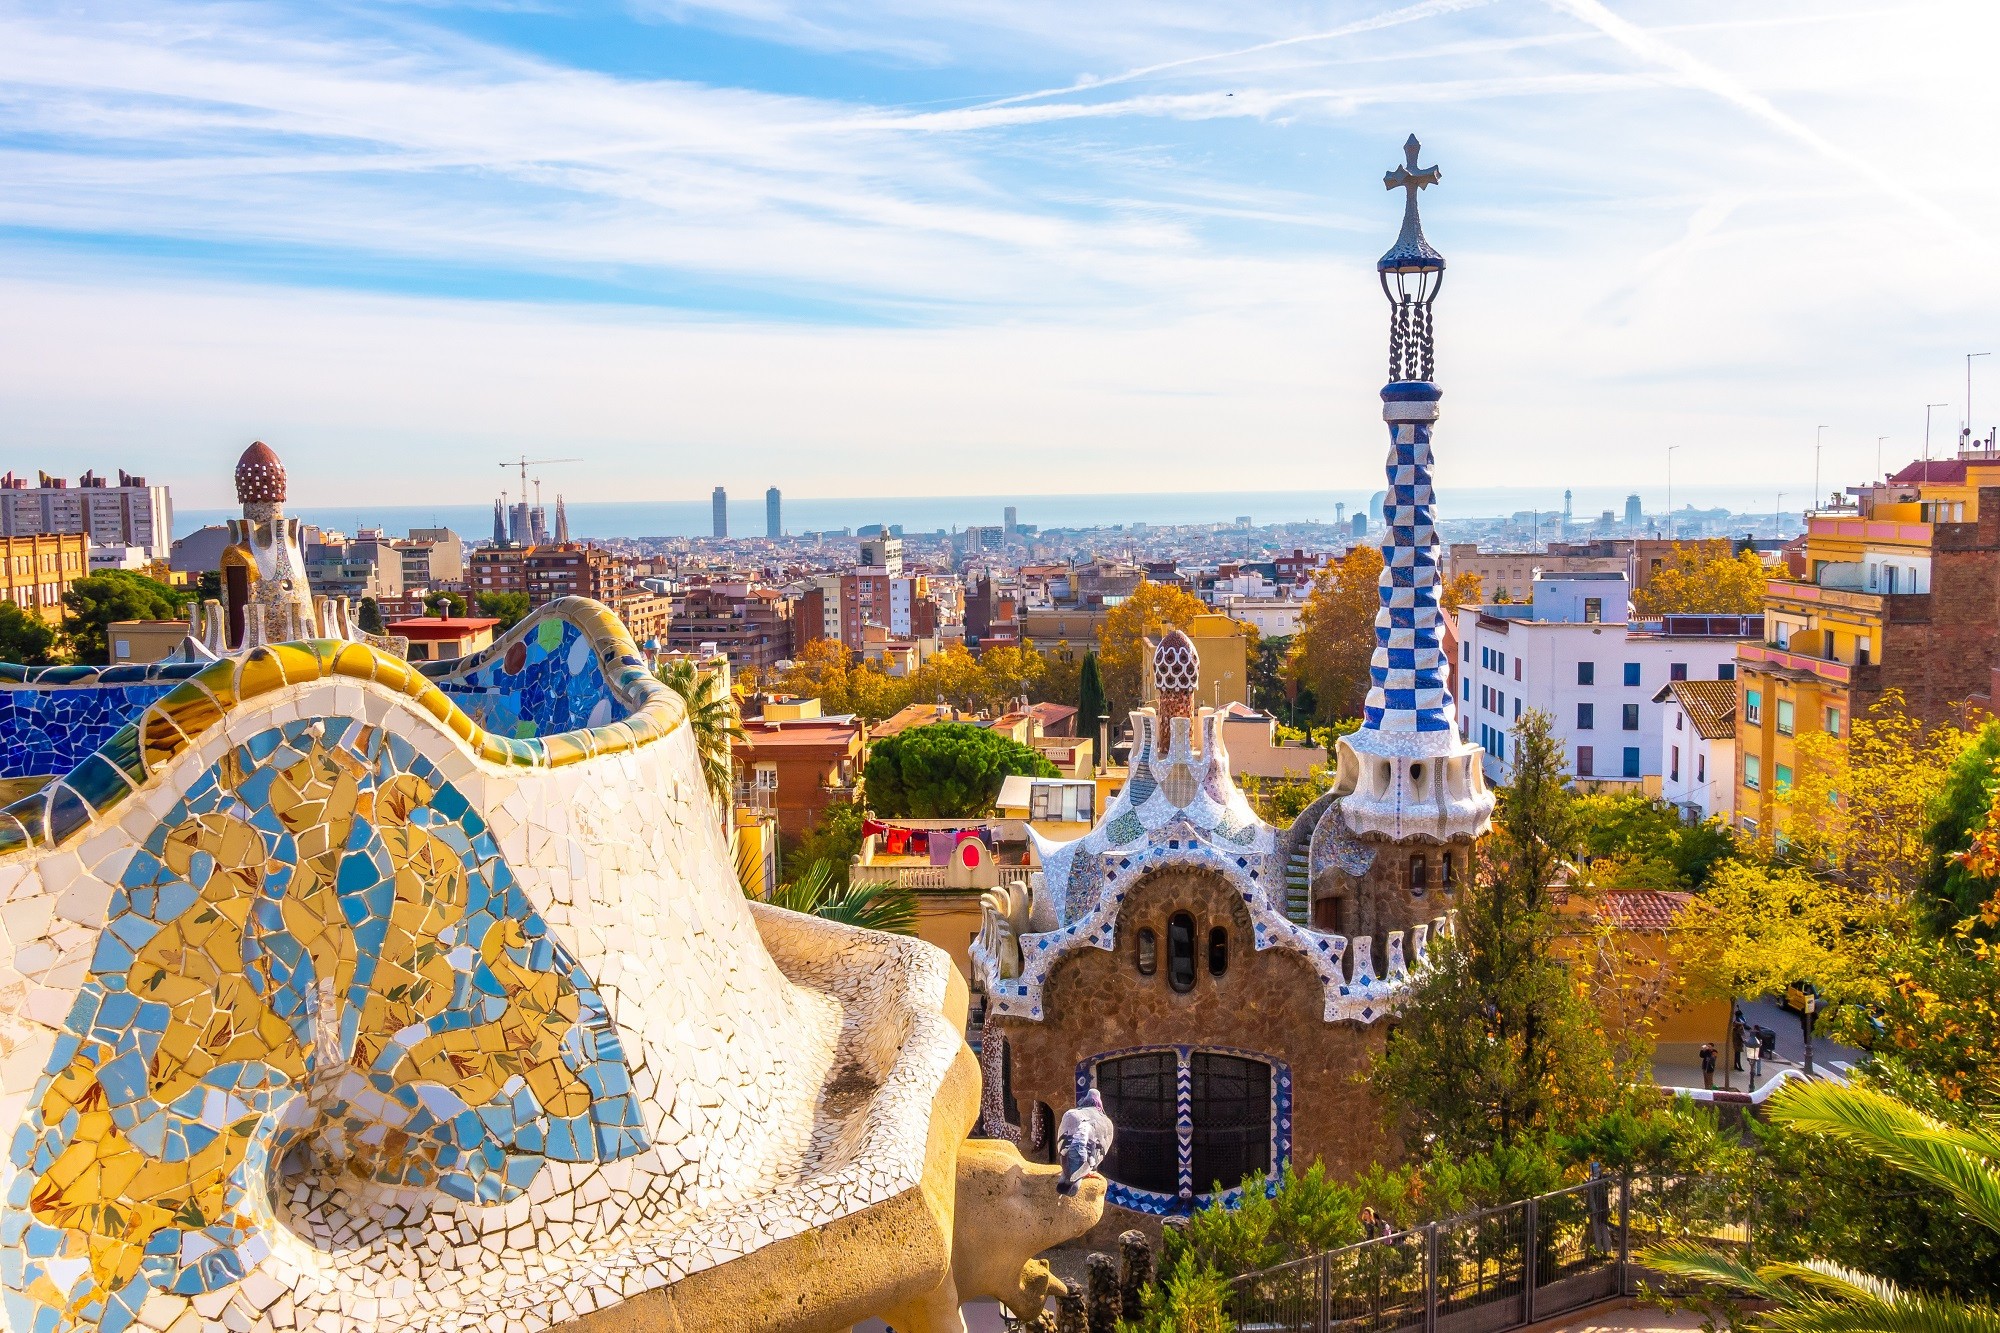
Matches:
[[764, 859, 918, 936], [1643, 1081, 2000, 1333], [656, 658, 744, 813]]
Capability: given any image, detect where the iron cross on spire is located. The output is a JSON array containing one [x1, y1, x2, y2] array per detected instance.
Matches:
[[1384, 134, 1440, 213]]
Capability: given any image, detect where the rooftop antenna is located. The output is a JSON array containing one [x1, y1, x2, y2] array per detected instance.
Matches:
[[1926, 403, 1950, 469], [1970, 352, 1992, 452]]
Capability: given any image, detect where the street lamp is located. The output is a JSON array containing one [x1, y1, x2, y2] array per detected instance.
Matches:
[[1970, 352, 1992, 451], [1926, 402, 1951, 468], [1877, 436, 1889, 481], [1814, 426, 1828, 514]]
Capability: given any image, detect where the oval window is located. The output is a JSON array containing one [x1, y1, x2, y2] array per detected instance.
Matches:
[[1207, 926, 1229, 977], [1136, 927, 1158, 977], [1167, 912, 1197, 993]]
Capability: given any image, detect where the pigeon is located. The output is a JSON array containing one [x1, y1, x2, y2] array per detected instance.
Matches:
[[1057, 1089, 1115, 1196]]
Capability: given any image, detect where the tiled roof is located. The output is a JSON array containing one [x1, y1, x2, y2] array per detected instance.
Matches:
[[1887, 459, 1967, 485], [1600, 889, 1694, 931], [1666, 680, 1737, 740]]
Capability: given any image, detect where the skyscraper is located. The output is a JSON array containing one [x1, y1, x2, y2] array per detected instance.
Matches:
[[766, 487, 782, 538], [1625, 493, 1643, 530], [1003, 505, 1017, 536], [712, 487, 727, 539]]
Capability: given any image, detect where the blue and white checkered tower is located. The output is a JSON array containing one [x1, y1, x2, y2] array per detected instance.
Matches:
[[1334, 136, 1495, 845]]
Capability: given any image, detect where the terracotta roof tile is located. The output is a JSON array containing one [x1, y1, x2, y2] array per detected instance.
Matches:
[[1600, 889, 1693, 931], [1666, 680, 1737, 740]]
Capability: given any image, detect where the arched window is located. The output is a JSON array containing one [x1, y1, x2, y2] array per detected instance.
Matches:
[[1136, 927, 1158, 977], [1091, 1049, 1280, 1204], [1409, 853, 1428, 896], [1207, 926, 1229, 977], [1167, 912, 1197, 993]]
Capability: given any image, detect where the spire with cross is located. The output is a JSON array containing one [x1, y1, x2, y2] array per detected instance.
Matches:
[[1379, 135, 1444, 274], [1330, 133, 1493, 850]]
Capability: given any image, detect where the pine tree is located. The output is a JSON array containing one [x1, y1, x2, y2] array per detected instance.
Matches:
[[1370, 709, 1622, 1152], [1078, 650, 1108, 740]]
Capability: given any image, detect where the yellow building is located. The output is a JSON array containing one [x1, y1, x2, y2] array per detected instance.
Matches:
[[1736, 454, 2000, 836], [0, 532, 89, 624]]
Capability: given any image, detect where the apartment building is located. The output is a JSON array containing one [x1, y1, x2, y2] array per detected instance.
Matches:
[[1735, 457, 2000, 834], [668, 583, 795, 673], [1655, 680, 1737, 822], [0, 533, 90, 624], [1456, 572, 1755, 787], [0, 469, 174, 560]]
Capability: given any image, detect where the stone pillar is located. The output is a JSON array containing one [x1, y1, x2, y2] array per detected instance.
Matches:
[[1055, 1286, 1088, 1333], [1085, 1252, 1119, 1333], [1118, 1230, 1154, 1321]]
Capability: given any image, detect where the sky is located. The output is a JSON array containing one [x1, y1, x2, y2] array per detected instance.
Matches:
[[1, 0, 1997, 511]]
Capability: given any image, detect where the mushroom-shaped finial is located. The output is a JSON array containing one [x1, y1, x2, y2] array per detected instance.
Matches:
[[1153, 628, 1199, 720], [235, 440, 287, 505]]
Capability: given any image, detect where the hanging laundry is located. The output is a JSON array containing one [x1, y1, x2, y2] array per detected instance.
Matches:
[[885, 828, 910, 856], [863, 818, 889, 840], [910, 831, 930, 856], [930, 833, 955, 866]]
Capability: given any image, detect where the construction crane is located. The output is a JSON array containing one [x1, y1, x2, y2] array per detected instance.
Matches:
[[499, 455, 580, 492]]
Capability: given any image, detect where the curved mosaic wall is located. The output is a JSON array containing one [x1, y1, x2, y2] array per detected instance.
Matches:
[[7, 717, 647, 1332]]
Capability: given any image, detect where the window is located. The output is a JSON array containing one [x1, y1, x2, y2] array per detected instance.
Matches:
[[1496, 691, 1505, 715], [1584, 598, 1603, 623], [1741, 816, 1759, 835], [1623, 662, 1641, 687], [1775, 763, 1793, 793], [753, 764, 778, 790], [1577, 702, 1595, 730], [1577, 745, 1594, 777], [1167, 913, 1197, 993], [1514, 659, 1521, 681], [1776, 700, 1795, 736], [1577, 661, 1595, 686], [1095, 1053, 1180, 1194], [1719, 663, 1736, 681], [1857, 637, 1871, 667], [1463, 678, 1471, 701], [1745, 690, 1761, 724], [1094, 1050, 1278, 1202], [1745, 755, 1761, 789], [1312, 896, 1346, 934], [1207, 927, 1229, 977], [1670, 662, 1688, 682], [1825, 706, 1841, 735], [1441, 851, 1456, 889], [1409, 853, 1428, 896], [1190, 1053, 1273, 1195], [1464, 641, 1471, 662], [1675, 711, 1684, 731], [1622, 703, 1640, 731], [1496, 652, 1506, 675], [1623, 747, 1641, 778], [1514, 698, 1521, 720], [1136, 927, 1157, 976], [1697, 754, 1706, 782], [1671, 745, 1681, 782]]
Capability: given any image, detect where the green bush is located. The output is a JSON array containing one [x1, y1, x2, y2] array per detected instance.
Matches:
[[1118, 1251, 1236, 1333]]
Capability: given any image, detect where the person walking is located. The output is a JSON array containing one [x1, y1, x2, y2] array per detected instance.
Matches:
[[1699, 1042, 1717, 1090], [1730, 1006, 1748, 1072]]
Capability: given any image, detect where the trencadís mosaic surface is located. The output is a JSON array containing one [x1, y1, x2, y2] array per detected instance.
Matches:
[[431, 616, 628, 740], [0, 597, 971, 1332], [6, 717, 646, 1332]]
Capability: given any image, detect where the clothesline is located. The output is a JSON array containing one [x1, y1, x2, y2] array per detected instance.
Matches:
[[862, 820, 996, 865]]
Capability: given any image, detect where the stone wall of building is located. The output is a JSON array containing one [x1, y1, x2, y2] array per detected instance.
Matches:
[[994, 865, 1396, 1221]]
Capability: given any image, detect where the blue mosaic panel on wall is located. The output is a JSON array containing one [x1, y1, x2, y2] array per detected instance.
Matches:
[[0, 683, 177, 779], [434, 618, 627, 739]]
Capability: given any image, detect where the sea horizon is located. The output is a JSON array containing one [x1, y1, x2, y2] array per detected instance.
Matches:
[[174, 484, 1799, 542]]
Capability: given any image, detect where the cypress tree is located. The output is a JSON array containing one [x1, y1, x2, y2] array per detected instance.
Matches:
[[1078, 651, 1108, 741], [356, 596, 385, 634]]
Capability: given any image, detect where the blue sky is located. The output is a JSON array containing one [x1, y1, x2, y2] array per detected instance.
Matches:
[[0, 0, 1995, 509]]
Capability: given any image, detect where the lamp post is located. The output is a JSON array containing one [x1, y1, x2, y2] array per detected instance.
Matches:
[[1814, 426, 1827, 515], [1667, 445, 1680, 543], [1926, 402, 1950, 468], [1776, 493, 1785, 539], [1971, 352, 1992, 450], [1877, 436, 1888, 481]]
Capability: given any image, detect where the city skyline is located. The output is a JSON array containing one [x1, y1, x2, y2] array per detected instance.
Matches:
[[1, 0, 1996, 508]]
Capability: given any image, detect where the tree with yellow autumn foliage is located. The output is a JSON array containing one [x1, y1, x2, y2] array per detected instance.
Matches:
[[1096, 580, 1208, 717], [1630, 543, 1769, 616], [1284, 545, 1385, 723]]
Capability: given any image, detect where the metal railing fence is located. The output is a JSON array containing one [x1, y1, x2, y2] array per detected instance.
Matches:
[[1226, 1174, 1742, 1333]]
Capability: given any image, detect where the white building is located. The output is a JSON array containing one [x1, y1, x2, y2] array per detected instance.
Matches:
[[2, 469, 174, 559], [1213, 595, 1305, 637], [1654, 680, 1737, 822], [1455, 571, 1757, 787]]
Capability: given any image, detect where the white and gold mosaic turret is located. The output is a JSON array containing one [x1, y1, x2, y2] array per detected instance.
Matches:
[[192, 441, 404, 657]]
